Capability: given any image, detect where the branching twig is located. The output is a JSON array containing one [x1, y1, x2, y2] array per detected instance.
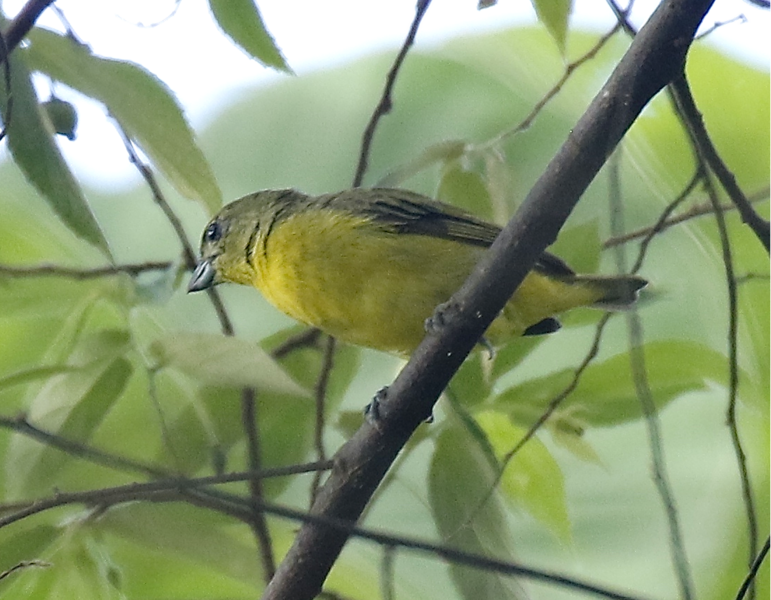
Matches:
[[702, 166, 758, 600], [603, 186, 768, 249], [627, 169, 703, 273], [477, 16, 626, 151], [456, 313, 612, 535], [115, 124, 235, 336], [0, 460, 333, 529], [665, 64, 758, 600], [0, 477, 652, 600], [606, 0, 769, 252], [603, 13, 764, 591], [670, 74, 769, 251], [351, 0, 432, 187]]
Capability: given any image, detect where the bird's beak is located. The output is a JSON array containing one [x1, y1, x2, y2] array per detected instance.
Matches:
[[188, 258, 216, 292]]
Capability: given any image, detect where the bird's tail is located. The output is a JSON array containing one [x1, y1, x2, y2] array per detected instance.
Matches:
[[575, 274, 648, 310]]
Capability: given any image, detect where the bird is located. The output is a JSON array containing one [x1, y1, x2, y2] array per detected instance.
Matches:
[[188, 187, 646, 356]]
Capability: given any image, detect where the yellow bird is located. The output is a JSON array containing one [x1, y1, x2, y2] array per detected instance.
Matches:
[[188, 188, 646, 356]]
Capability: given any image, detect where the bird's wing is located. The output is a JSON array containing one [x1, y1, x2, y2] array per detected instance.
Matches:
[[322, 188, 576, 276]]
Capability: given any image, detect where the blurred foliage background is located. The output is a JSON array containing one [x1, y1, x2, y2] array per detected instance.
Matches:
[[0, 2, 768, 600]]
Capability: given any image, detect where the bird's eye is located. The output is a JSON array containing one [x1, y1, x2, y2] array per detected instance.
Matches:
[[204, 221, 222, 243]]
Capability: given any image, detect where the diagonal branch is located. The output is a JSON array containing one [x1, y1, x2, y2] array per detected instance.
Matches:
[[261, 0, 716, 598]]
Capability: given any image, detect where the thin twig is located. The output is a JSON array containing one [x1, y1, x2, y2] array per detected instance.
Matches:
[[735, 537, 770, 600], [669, 76, 769, 251], [665, 69, 758, 600], [351, 0, 432, 187], [0, 29, 12, 142], [241, 387, 276, 581], [0, 560, 50, 582], [628, 169, 703, 274], [477, 17, 626, 152], [0, 461, 334, 529], [380, 545, 396, 600], [0, 414, 333, 527], [115, 124, 234, 335], [256, 499, 654, 600], [603, 187, 768, 249], [310, 335, 336, 506], [626, 312, 696, 600], [705, 170, 757, 599], [606, 0, 769, 251], [695, 14, 747, 40], [0, 414, 170, 479], [0, 261, 174, 278], [271, 328, 322, 359], [456, 313, 612, 535]]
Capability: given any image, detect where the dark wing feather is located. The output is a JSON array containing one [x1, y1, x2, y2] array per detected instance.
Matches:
[[320, 188, 575, 277], [324, 188, 500, 248]]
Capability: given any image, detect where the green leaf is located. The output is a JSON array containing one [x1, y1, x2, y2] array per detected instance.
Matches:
[[1, 51, 109, 253], [488, 335, 547, 383], [493, 340, 731, 429], [23, 29, 222, 214], [0, 364, 76, 392], [7, 356, 133, 498], [476, 411, 571, 540], [261, 326, 359, 408], [429, 425, 527, 600], [376, 139, 467, 188], [150, 331, 309, 397], [96, 502, 267, 585], [0, 525, 59, 574], [209, 0, 291, 72], [437, 158, 494, 221], [549, 219, 601, 275], [448, 353, 492, 408], [530, 0, 572, 53]]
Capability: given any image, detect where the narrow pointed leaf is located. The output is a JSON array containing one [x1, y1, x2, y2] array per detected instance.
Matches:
[[209, 0, 291, 72], [2, 51, 109, 253], [530, 0, 572, 53], [150, 331, 309, 397], [430, 426, 528, 600]]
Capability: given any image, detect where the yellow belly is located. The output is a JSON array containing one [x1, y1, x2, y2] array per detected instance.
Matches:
[[252, 210, 600, 355]]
